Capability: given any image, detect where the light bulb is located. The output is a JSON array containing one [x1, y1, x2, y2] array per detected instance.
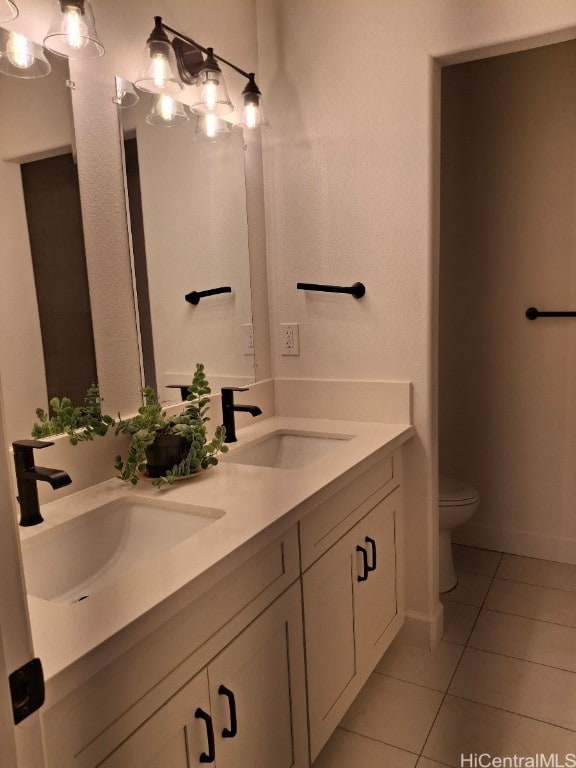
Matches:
[[159, 95, 176, 121], [243, 102, 258, 130], [204, 81, 217, 112], [62, 5, 89, 51], [7, 32, 34, 69], [150, 52, 172, 89], [204, 113, 218, 138]]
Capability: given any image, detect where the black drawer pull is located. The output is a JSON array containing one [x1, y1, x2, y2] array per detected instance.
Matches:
[[365, 536, 377, 572], [356, 545, 369, 581], [194, 708, 215, 763], [218, 685, 238, 738]]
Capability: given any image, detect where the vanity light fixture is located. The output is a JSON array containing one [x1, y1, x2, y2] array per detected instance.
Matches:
[[44, 0, 105, 60], [0, 28, 51, 78], [189, 47, 232, 117], [134, 16, 182, 95], [0, 0, 18, 23], [136, 16, 269, 131]]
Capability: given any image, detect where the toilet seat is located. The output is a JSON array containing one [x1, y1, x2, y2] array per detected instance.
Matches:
[[439, 476, 479, 507]]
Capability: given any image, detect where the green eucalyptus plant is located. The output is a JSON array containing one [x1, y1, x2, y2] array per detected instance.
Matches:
[[32, 383, 115, 445], [114, 363, 228, 487]]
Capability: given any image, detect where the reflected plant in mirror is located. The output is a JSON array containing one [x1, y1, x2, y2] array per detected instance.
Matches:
[[116, 76, 255, 406], [0, 48, 98, 445], [31, 383, 114, 445]]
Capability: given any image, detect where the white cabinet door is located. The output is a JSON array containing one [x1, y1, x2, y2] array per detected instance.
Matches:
[[303, 489, 401, 760], [302, 532, 356, 741], [209, 582, 308, 768], [354, 494, 398, 674], [99, 669, 212, 768]]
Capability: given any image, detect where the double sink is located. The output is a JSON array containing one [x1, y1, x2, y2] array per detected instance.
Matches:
[[21, 430, 352, 605]]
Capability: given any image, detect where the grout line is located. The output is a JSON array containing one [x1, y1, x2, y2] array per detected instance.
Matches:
[[416, 549, 504, 762], [373, 667, 464, 695], [461, 643, 576, 677], [445, 692, 576, 736], [492, 574, 576, 596], [337, 724, 420, 757], [479, 604, 576, 631]]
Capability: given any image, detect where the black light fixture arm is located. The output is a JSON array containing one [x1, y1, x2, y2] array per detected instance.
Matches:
[[158, 19, 252, 80]]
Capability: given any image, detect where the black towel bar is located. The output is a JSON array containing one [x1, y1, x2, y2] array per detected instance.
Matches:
[[185, 287, 232, 305], [297, 282, 366, 299], [526, 307, 576, 320]]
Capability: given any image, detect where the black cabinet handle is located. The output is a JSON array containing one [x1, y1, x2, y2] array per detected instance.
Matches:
[[218, 685, 238, 738], [194, 708, 215, 763], [365, 536, 377, 572], [356, 545, 369, 581]]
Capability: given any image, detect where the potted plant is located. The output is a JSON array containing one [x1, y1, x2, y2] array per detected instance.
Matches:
[[114, 363, 228, 487], [32, 383, 115, 444]]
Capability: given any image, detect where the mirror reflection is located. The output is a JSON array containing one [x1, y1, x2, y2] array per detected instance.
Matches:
[[0, 45, 97, 444], [117, 79, 255, 403]]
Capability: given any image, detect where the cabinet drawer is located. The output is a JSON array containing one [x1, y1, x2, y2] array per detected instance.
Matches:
[[43, 527, 300, 768], [299, 452, 399, 569]]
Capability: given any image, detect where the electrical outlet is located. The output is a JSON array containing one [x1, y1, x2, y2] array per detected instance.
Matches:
[[243, 323, 254, 355], [281, 323, 300, 355]]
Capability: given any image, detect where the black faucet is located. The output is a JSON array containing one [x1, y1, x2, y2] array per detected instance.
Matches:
[[221, 387, 262, 443], [12, 440, 72, 526]]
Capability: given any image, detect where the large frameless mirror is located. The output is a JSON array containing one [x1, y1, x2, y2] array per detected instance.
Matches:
[[116, 77, 255, 403], [0, 44, 97, 445]]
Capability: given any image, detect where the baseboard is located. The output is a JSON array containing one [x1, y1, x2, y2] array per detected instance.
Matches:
[[398, 604, 444, 650], [454, 522, 576, 566]]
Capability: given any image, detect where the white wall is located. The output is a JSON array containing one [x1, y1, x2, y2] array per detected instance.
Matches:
[[256, 0, 576, 630], [440, 40, 576, 564]]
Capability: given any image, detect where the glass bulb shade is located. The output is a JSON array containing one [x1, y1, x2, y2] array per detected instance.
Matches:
[[0, 0, 18, 23], [135, 38, 183, 95], [197, 113, 232, 142], [240, 96, 270, 130], [190, 66, 233, 116], [0, 29, 51, 78], [44, 1, 104, 60], [146, 94, 188, 127]]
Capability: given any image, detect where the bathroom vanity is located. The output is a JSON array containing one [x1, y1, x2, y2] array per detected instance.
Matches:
[[20, 417, 413, 767]]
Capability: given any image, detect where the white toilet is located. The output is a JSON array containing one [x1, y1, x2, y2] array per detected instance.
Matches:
[[439, 476, 480, 593]]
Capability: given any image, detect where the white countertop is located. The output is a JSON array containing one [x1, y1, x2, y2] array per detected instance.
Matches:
[[21, 416, 413, 704]]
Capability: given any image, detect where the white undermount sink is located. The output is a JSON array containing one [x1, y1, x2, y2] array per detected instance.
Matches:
[[21, 497, 225, 604], [222, 430, 353, 469]]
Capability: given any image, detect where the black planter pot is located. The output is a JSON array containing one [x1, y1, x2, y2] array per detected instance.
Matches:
[[145, 434, 188, 478]]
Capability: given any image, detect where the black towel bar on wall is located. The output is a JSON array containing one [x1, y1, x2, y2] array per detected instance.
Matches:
[[185, 287, 232, 305], [526, 307, 576, 320], [297, 282, 366, 299]]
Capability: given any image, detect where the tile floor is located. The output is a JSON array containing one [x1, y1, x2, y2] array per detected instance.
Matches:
[[312, 544, 576, 768]]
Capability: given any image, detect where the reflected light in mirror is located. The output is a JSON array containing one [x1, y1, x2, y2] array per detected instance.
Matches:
[[146, 94, 188, 127]]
